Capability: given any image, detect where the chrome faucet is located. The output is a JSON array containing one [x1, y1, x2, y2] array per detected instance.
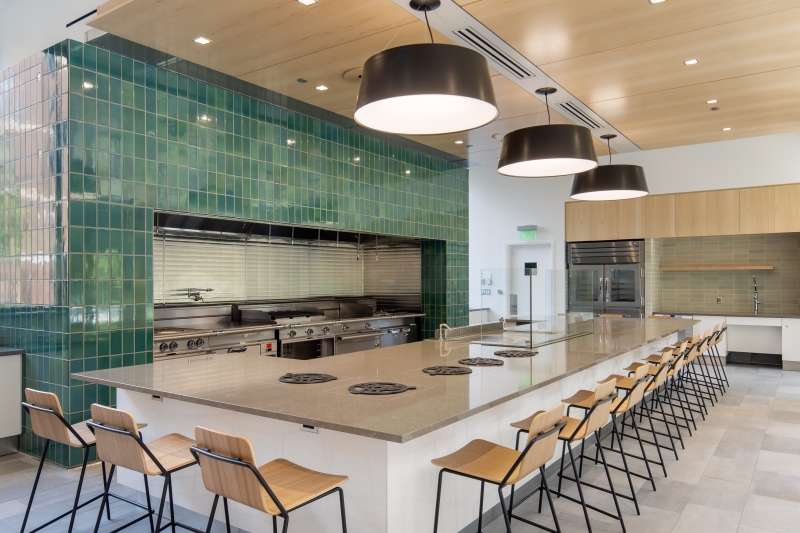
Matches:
[[438, 323, 451, 340], [753, 276, 763, 315], [187, 288, 214, 302]]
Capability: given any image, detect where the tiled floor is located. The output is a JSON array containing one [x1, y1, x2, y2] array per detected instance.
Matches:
[[2, 364, 799, 533]]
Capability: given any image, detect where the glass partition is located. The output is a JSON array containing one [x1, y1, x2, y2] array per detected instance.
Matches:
[[467, 269, 594, 349]]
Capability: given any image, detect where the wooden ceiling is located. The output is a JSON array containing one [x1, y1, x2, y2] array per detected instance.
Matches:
[[90, 0, 800, 166]]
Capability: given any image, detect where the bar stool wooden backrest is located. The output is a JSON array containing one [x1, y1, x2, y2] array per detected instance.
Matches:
[[507, 403, 566, 484], [194, 426, 282, 515], [647, 355, 673, 391], [579, 379, 618, 437], [24, 389, 84, 447], [710, 324, 723, 347], [90, 404, 157, 475], [619, 364, 650, 411]]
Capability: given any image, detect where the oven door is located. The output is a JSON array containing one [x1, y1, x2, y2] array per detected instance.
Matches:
[[279, 337, 334, 359], [335, 331, 383, 355]]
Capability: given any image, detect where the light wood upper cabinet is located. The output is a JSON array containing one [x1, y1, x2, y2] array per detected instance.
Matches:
[[740, 187, 775, 234], [775, 184, 800, 233], [617, 198, 645, 239], [645, 195, 676, 238], [675, 192, 706, 237], [565, 201, 593, 242], [592, 201, 618, 241], [706, 189, 740, 235]]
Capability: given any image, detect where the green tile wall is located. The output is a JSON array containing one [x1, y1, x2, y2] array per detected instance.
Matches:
[[1, 40, 468, 466]]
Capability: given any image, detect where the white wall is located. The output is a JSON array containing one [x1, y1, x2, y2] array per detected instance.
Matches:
[[0, 0, 99, 71], [469, 131, 800, 306]]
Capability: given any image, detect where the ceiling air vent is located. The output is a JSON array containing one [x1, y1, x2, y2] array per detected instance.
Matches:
[[454, 27, 533, 80], [558, 102, 602, 129]]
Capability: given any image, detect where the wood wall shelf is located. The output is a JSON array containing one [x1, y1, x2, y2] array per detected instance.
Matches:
[[658, 265, 774, 271]]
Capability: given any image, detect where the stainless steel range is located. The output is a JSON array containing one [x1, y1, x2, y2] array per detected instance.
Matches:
[[153, 300, 421, 361]]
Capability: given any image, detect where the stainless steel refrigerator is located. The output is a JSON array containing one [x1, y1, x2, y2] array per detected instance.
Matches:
[[567, 240, 645, 318]]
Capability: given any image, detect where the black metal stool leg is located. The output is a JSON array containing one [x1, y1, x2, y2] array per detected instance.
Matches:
[[66, 447, 91, 533], [20, 439, 50, 533], [153, 475, 170, 533], [477, 481, 485, 532], [205, 495, 218, 533], [223, 497, 231, 533], [338, 487, 347, 533], [497, 486, 512, 533], [93, 464, 116, 533], [433, 470, 444, 533], [102, 462, 112, 520], [595, 438, 626, 533], [540, 467, 561, 533], [144, 474, 155, 532], [566, 443, 593, 533]]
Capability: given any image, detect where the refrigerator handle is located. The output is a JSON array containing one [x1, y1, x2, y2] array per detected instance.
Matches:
[[605, 278, 610, 303]]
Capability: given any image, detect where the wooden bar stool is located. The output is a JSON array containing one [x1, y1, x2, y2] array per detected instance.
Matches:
[[699, 327, 727, 395], [20, 389, 146, 533], [544, 380, 626, 533], [88, 404, 201, 533], [432, 403, 566, 533], [191, 426, 348, 533], [709, 322, 730, 387]]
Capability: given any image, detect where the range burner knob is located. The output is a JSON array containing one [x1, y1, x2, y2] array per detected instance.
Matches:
[[187, 339, 196, 349], [306, 328, 314, 336], [159, 342, 169, 352], [342, 325, 350, 331], [196, 338, 205, 347], [169, 341, 178, 351], [322, 327, 330, 334], [289, 330, 297, 338]]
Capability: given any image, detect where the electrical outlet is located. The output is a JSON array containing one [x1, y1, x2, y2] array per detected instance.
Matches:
[[481, 289, 490, 295], [717, 297, 722, 304]]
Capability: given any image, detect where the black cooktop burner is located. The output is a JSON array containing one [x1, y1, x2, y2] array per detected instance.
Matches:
[[494, 350, 538, 358], [279, 373, 337, 384], [457, 357, 505, 367], [422, 366, 473, 376], [348, 382, 417, 395]]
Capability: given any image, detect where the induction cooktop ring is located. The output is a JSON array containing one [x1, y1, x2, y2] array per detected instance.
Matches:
[[348, 382, 417, 395], [494, 350, 538, 358], [422, 365, 473, 376], [279, 373, 337, 384], [457, 357, 504, 367]]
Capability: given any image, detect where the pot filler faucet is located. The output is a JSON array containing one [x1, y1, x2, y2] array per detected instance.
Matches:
[[753, 276, 763, 315]]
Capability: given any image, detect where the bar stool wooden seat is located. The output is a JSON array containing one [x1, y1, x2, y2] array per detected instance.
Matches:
[[538, 380, 626, 533], [88, 404, 201, 533], [191, 426, 348, 533], [20, 389, 146, 533], [599, 314, 623, 318], [432, 404, 566, 533]]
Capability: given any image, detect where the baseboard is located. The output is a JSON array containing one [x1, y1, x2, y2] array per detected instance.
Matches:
[[783, 361, 800, 372], [0, 435, 19, 457]]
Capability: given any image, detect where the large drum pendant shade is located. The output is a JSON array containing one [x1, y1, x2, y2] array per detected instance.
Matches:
[[497, 124, 599, 177], [570, 164, 649, 201], [354, 43, 498, 135]]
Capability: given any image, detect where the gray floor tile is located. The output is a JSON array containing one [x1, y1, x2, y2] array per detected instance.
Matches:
[[760, 434, 800, 456], [755, 449, 800, 477], [688, 476, 749, 512], [634, 478, 694, 513], [702, 456, 757, 484], [768, 409, 800, 424], [740, 493, 800, 533], [721, 424, 766, 445], [749, 469, 800, 505], [671, 503, 741, 533], [765, 419, 800, 438], [714, 440, 761, 461]]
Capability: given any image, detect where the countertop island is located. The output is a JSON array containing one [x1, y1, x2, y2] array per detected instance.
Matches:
[[73, 318, 697, 533]]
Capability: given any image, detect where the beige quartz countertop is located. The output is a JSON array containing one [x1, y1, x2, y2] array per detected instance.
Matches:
[[72, 318, 696, 443], [657, 311, 800, 319]]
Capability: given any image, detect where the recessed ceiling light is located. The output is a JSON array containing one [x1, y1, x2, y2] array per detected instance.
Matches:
[[315, 85, 328, 91], [287, 139, 295, 145], [405, 170, 411, 174], [706, 99, 718, 104], [454, 140, 463, 144], [649, 0, 666, 4], [297, 78, 307, 83], [82, 82, 93, 89], [354, 157, 360, 161], [194, 37, 212, 45], [200, 115, 210, 121], [467, 145, 473, 148], [684, 58, 698, 65], [491, 133, 503, 140], [722, 127, 731, 131], [711, 107, 720, 111], [297, 0, 317, 5]]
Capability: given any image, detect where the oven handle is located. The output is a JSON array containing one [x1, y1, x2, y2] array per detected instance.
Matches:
[[336, 332, 385, 341], [228, 346, 248, 353]]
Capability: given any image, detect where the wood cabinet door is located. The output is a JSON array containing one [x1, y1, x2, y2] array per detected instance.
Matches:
[[617, 198, 645, 239], [775, 184, 800, 233], [675, 192, 707, 237], [592, 201, 618, 241], [706, 189, 740, 235], [645, 195, 676, 238], [740, 187, 775, 234], [565, 201, 594, 242]]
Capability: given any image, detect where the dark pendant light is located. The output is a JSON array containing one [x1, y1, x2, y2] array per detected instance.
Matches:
[[498, 87, 598, 177], [570, 134, 649, 201], [354, 0, 498, 135]]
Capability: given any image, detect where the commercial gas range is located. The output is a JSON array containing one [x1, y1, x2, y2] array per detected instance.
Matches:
[[153, 302, 421, 360]]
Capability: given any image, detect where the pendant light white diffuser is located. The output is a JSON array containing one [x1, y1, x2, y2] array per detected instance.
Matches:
[[354, 0, 498, 135], [570, 134, 649, 200]]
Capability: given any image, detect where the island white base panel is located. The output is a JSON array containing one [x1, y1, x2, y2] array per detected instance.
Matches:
[[116, 332, 675, 533]]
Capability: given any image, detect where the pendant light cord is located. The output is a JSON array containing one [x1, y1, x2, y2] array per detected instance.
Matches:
[[424, 10, 434, 43], [544, 91, 551, 124], [607, 137, 612, 164]]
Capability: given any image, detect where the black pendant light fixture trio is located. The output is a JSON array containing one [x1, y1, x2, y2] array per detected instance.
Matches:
[[354, 0, 498, 135], [570, 134, 649, 201], [498, 87, 599, 177]]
